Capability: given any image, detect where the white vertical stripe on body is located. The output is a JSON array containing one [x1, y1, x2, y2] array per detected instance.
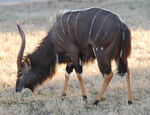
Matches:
[[88, 10, 102, 41], [75, 11, 82, 39], [95, 14, 112, 40], [54, 23, 64, 41], [67, 12, 74, 40], [60, 16, 67, 39]]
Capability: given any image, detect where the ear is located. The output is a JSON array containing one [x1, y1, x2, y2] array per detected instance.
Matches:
[[23, 57, 31, 67]]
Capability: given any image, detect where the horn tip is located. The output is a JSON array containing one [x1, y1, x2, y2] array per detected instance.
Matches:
[[16, 21, 19, 25]]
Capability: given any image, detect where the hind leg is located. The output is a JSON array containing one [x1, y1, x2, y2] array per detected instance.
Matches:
[[93, 72, 113, 105], [67, 47, 87, 100], [117, 58, 132, 104], [76, 73, 87, 100], [74, 59, 87, 100], [126, 66, 132, 104], [62, 64, 74, 96], [93, 49, 113, 105]]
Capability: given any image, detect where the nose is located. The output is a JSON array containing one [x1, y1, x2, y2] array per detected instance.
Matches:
[[16, 89, 19, 92], [16, 88, 21, 92]]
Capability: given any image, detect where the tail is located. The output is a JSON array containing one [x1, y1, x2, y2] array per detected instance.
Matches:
[[117, 23, 131, 76]]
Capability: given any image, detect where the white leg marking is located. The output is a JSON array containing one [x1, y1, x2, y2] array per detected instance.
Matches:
[[80, 73, 83, 78], [77, 72, 83, 78], [65, 71, 70, 78], [79, 58, 82, 66], [92, 48, 97, 58], [21, 87, 25, 92], [56, 54, 59, 63], [120, 49, 122, 58]]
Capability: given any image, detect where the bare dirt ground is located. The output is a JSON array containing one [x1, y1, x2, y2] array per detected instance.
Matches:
[[0, 0, 150, 114]]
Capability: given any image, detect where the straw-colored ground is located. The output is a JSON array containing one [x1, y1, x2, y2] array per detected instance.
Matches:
[[0, 0, 150, 114]]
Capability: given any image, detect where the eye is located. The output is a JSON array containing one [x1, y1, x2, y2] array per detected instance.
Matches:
[[18, 72, 23, 76], [17, 72, 23, 78]]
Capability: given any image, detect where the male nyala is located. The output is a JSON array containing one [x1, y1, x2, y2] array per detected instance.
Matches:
[[16, 8, 132, 105]]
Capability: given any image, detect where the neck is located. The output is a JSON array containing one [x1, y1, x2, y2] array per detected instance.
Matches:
[[27, 34, 56, 87]]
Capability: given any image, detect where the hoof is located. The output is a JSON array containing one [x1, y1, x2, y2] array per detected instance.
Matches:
[[128, 100, 132, 105], [93, 100, 99, 105], [62, 93, 66, 97], [82, 95, 87, 101], [61, 93, 66, 101]]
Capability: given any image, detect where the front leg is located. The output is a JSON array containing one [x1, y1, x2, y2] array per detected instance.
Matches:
[[74, 60, 87, 101], [62, 64, 74, 96], [62, 75, 69, 96], [76, 73, 87, 100]]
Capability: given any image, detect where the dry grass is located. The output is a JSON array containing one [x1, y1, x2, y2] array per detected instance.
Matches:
[[0, 0, 150, 114]]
